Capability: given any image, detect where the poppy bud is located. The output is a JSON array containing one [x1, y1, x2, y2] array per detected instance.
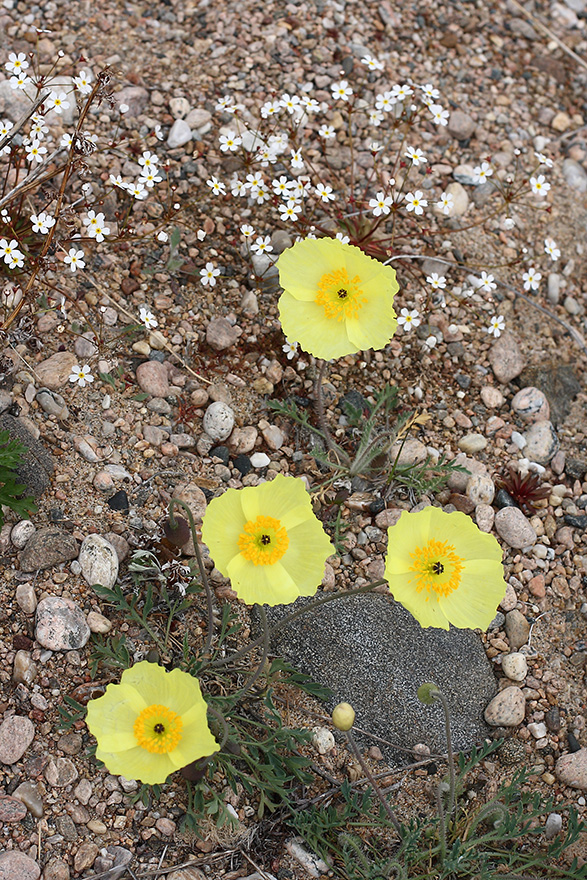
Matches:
[[332, 702, 355, 731]]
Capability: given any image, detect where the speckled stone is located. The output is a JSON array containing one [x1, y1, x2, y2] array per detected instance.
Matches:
[[0, 715, 35, 764], [505, 609, 531, 649], [555, 748, 587, 790], [489, 333, 526, 384], [19, 526, 78, 572], [501, 652, 528, 681], [466, 473, 495, 505], [44, 757, 78, 787], [35, 596, 90, 651], [203, 401, 235, 441], [78, 534, 119, 589], [511, 386, 550, 423], [0, 796, 27, 822], [0, 852, 40, 880], [494, 507, 537, 549], [135, 360, 170, 397], [457, 433, 487, 454], [263, 593, 497, 762], [484, 686, 526, 727], [34, 351, 77, 390], [523, 420, 559, 465]]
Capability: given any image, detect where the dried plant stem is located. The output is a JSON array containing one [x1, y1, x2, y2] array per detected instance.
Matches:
[[344, 727, 403, 841], [168, 498, 215, 658]]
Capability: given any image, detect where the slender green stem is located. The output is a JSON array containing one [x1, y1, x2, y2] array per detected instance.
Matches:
[[435, 689, 456, 820], [168, 498, 216, 657], [208, 579, 387, 669], [344, 728, 403, 841]]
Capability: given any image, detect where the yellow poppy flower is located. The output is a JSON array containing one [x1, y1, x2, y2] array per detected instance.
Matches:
[[384, 507, 506, 630], [277, 237, 399, 360], [201, 474, 333, 606], [85, 661, 218, 785]]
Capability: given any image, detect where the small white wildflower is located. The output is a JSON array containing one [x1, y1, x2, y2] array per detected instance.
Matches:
[[45, 91, 70, 115], [522, 267, 541, 292], [290, 149, 304, 169], [436, 191, 454, 215], [335, 232, 350, 244], [530, 175, 550, 197], [405, 146, 427, 166], [534, 151, 553, 168], [315, 183, 336, 203], [69, 364, 94, 387], [219, 130, 242, 152], [200, 262, 221, 287], [261, 99, 281, 118], [216, 95, 235, 111], [477, 271, 497, 293], [30, 212, 56, 234], [10, 72, 31, 90], [251, 235, 273, 255], [241, 224, 255, 238], [503, 217, 515, 230], [83, 210, 110, 242], [375, 91, 396, 112], [361, 54, 384, 71], [369, 191, 392, 217], [368, 109, 384, 127], [544, 238, 560, 261], [73, 69, 93, 94], [318, 124, 336, 139], [282, 339, 299, 359], [331, 80, 353, 101], [487, 315, 505, 337], [63, 248, 85, 272], [429, 103, 449, 125], [391, 83, 413, 101], [5, 52, 29, 74], [397, 308, 420, 331], [206, 176, 226, 195], [139, 307, 158, 329], [278, 200, 302, 221], [473, 162, 493, 184], [426, 273, 446, 290], [280, 93, 301, 114], [404, 191, 427, 215]]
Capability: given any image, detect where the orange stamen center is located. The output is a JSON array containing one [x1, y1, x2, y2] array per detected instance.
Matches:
[[315, 267, 367, 321], [409, 539, 463, 599], [238, 515, 289, 565], [133, 704, 183, 753]]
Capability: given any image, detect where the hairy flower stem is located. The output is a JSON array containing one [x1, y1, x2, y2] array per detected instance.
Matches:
[[230, 606, 270, 699], [209, 578, 387, 670], [435, 784, 447, 863], [168, 498, 215, 658], [436, 688, 456, 821], [344, 728, 403, 841], [314, 359, 351, 467]]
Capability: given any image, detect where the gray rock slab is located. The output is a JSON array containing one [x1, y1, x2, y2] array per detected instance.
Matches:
[[263, 593, 497, 763], [518, 363, 581, 426], [0, 414, 54, 497]]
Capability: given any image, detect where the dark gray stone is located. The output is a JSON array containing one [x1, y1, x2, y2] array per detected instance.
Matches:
[[0, 414, 54, 497], [264, 593, 497, 763], [19, 527, 78, 572], [518, 363, 581, 426]]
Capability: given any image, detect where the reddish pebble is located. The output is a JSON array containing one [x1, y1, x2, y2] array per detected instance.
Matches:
[[528, 574, 546, 598], [0, 796, 27, 822]]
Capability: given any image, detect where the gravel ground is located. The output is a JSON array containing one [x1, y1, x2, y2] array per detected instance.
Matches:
[[1, 0, 587, 878]]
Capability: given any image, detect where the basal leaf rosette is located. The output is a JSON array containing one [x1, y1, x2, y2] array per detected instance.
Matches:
[[201, 473, 333, 606], [384, 507, 506, 630], [277, 237, 399, 360], [85, 661, 218, 785]]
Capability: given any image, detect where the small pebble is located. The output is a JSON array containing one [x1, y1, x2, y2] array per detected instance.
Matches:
[[544, 812, 563, 840], [501, 652, 528, 682], [494, 507, 537, 549], [484, 686, 526, 727]]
